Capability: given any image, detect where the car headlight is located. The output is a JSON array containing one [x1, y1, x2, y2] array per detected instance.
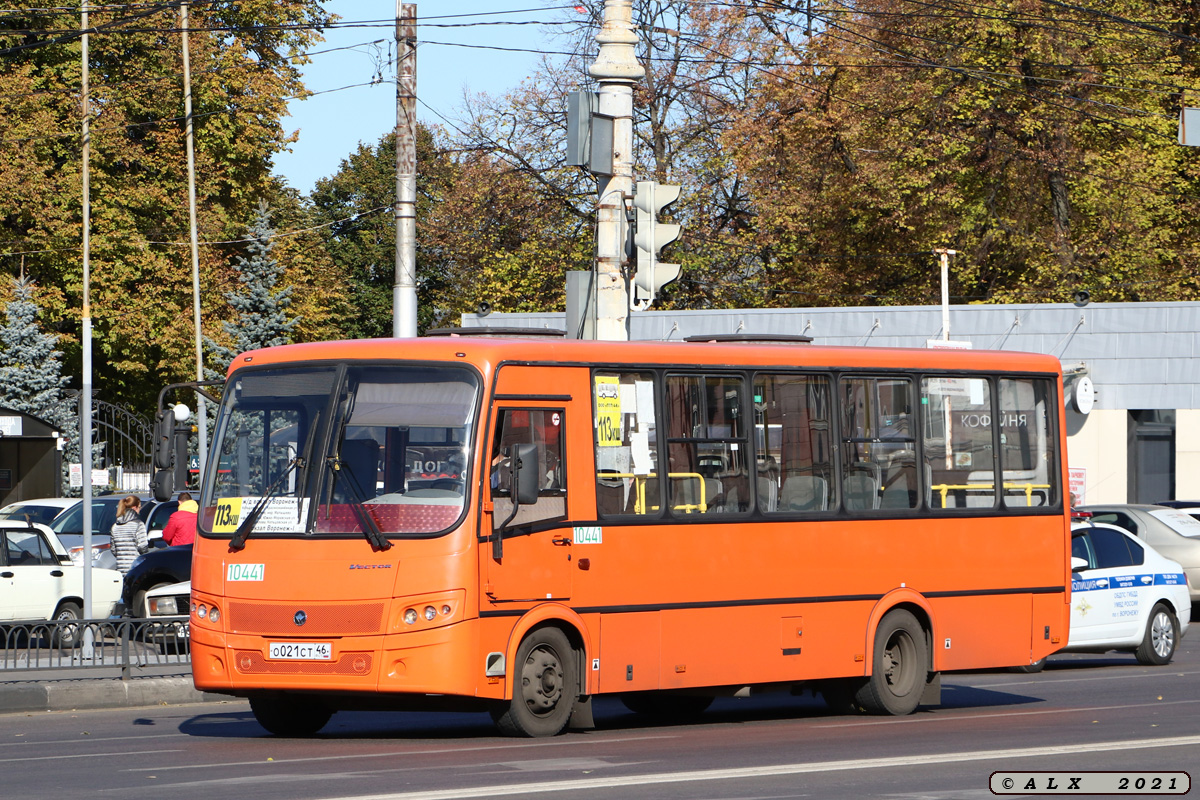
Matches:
[[148, 597, 179, 616]]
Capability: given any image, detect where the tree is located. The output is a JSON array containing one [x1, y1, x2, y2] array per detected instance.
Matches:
[[0, 275, 70, 420], [726, 0, 1200, 306], [309, 122, 584, 335], [0, 2, 330, 411], [205, 201, 299, 376], [0, 274, 78, 491]]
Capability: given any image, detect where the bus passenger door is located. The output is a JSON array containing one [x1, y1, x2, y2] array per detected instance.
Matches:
[[484, 404, 573, 602]]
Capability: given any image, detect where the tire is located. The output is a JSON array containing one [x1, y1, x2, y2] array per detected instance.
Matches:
[[855, 609, 928, 716], [1009, 658, 1047, 674], [621, 692, 714, 719], [249, 695, 333, 737], [1135, 603, 1179, 666], [50, 601, 83, 650], [490, 627, 578, 737]]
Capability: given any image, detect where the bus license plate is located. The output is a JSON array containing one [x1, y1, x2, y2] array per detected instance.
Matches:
[[268, 642, 332, 661]]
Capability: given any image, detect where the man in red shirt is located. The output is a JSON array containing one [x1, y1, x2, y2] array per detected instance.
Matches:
[[161, 492, 198, 546]]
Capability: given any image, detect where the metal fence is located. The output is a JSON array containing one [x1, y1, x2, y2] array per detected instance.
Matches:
[[0, 617, 189, 680]]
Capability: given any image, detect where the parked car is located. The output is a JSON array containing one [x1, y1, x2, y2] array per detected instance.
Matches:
[[145, 579, 191, 618], [1154, 501, 1200, 523], [0, 519, 123, 647], [1080, 504, 1200, 605], [1064, 520, 1190, 664], [120, 544, 193, 618], [0, 498, 76, 526], [45, 494, 178, 569], [143, 579, 190, 654]]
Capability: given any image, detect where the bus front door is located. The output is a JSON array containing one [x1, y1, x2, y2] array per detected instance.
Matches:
[[483, 403, 573, 603]]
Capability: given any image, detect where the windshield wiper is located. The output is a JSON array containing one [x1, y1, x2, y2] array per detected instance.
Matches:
[[326, 452, 392, 551], [230, 457, 303, 551]]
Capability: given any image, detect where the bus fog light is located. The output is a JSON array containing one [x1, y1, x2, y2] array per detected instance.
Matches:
[[441, 604, 451, 616], [404, 609, 417, 625], [424, 606, 436, 621]]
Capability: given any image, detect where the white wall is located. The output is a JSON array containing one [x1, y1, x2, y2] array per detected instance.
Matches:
[[1066, 408, 1126, 505], [1175, 409, 1200, 501]]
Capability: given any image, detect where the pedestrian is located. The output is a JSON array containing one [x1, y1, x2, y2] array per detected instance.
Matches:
[[110, 495, 150, 574], [161, 492, 198, 547]]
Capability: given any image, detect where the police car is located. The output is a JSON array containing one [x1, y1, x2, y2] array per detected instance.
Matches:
[[1062, 517, 1191, 665]]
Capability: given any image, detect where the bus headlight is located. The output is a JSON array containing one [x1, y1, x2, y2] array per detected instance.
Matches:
[[404, 608, 418, 625], [423, 606, 437, 621]]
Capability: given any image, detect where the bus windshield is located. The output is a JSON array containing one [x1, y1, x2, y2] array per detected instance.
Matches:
[[201, 364, 479, 539]]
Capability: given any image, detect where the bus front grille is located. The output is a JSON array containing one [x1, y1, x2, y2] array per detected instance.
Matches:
[[227, 602, 385, 635]]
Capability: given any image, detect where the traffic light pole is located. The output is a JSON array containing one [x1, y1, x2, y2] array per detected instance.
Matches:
[[589, 0, 642, 341]]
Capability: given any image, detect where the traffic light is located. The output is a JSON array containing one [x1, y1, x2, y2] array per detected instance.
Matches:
[[632, 180, 682, 307]]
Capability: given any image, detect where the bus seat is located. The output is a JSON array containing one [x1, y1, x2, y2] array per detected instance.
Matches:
[[757, 475, 778, 512], [780, 475, 828, 512], [843, 472, 880, 510]]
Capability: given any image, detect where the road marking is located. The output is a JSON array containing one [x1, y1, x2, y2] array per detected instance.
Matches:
[[311, 735, 1200, 800], [814, 698, 1200, 728], [122, 734, 676, 772], [0, 748, 184, 764]]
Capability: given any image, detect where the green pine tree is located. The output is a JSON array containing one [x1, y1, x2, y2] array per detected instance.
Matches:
[[205, 200, 300, 377], [0, 275, 78, 492]]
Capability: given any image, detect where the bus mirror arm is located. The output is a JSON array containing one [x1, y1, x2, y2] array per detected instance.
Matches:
[[493, 443, 540, 559]]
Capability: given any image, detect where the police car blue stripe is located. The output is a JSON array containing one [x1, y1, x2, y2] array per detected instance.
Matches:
[[1072, 573, 1186, 592]]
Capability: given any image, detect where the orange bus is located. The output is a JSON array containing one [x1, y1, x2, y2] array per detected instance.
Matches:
[[188, 332, 1071, 737]]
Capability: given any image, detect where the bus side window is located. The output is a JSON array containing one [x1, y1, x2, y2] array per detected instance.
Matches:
[[490, 408, 567, 530], [756, 373, 835, 514], [593, 372, 658, 517], [840, 377, 916, 511], [921, 377, 995, 510], [664, 374, 750, 515], [998, 378, 1059, 508]]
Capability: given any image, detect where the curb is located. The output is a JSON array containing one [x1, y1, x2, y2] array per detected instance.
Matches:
[[0, 676, 224, 714]]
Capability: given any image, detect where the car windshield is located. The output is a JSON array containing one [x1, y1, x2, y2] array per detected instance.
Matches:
[[49, 499, 119, 537], [1147, 508, 1200, 538], [200, 364, 479, 538], [0, 504, 66, 525]]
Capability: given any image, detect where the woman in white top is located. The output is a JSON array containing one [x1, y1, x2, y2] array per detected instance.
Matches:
[[109, 495, 150, 574]]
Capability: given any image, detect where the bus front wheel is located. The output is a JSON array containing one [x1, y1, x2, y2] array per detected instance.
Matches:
[[249, 694, 333, 737], [491, 626, 579, 737], [856, 609, 927, 716]]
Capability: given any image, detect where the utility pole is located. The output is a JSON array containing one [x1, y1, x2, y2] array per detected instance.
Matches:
[[934, 248, 956, 341], [181, 1, 206, 481], [588, 0, 642, 341], [393, 2, 418, 338], [80, 2, 93, 624]]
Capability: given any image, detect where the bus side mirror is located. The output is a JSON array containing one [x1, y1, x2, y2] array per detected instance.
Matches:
[[512, 443, 540, 507]]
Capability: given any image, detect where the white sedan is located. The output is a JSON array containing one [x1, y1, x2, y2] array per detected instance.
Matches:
[[0, 520, 122, 647], [1062, 521, 1191, 664]]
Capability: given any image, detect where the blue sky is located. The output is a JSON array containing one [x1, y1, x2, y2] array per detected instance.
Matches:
[[273, 2, 571, 194]]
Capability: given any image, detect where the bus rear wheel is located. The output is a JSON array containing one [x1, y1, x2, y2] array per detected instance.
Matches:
[[856, 609, 927, 716], [491, 627, 578, 737], [249, 695, 333, 737]]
